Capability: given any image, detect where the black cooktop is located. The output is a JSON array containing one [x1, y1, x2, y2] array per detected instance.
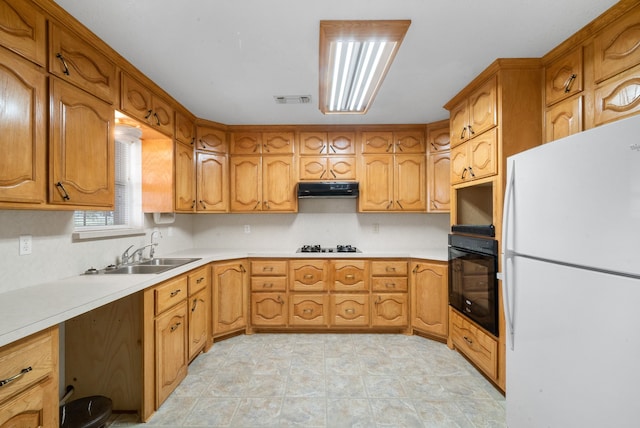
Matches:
[[298, 244, 360, 253]]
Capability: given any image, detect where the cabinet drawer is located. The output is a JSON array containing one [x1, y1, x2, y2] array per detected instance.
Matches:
[[332, 260, 368, 292], [450, 310, 498, 379], [290, 260, 328, 291], [0, 328, 56, 404], [155, 276, 188, 315], [251, 276, 287, 291], [371, 261, 408, 276], [289, 294, 328, 326], [251, 260, 288, 276], [188, 266, 209, 295], [0, 375, 51, 427], [371, 277, 408, 292], [331, 294, 369, 326]]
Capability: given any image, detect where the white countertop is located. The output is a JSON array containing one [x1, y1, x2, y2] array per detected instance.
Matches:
[[0, 248, 447, 348]]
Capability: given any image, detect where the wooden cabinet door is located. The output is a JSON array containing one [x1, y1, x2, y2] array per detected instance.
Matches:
[[263, 132, 294, 154], [300, 157, 355, 180], [290, 260, 328, 291], [0, 0, 46, 66], [450, 144, 468, 185], [196, 152, 228, 212], [468, 76, 497, 138], [230, 156, 261, 211], [0, 378, 56, 428], [359, 155, 393, 211], [299, 132, 327, 154], [331, 294, 369, 326], [150, 95, 174, 137], [411, 261, 448, 338], [328, 157, 356, 180], [299, 157, 328, 180], [394, 130, 425, 153], [468, 128, 497, 180], [545, 96, 583, 143], [49, 23, 117, 104], [121, 73, 173, 136], [175, 142, 195, 212], [175, 111, 196, 146], [371, 294, 408, 327], [332, 260, 368, 292], [0, 49, 46, 205], [427, 151, 450, 213], [328, 132, 356, 155], [593, 5, 640, 83], [289, 294, 328, 326], [212, 262, 247, 335], [545, 46, 583, 106], [188, 288, 208, 361], [262, 156, 296, 212], [449, 100, 468, 147], [251, 292, 287, 326], [361, 131, 393, 154], [155, 300, 188, 406], [196, 126, 227, 153], [594, 64, 640, 126], [426, 120, 451, 153], [231, 132, 262, 154], [395, 154, 426, 211], [50, 78, 114, 207]]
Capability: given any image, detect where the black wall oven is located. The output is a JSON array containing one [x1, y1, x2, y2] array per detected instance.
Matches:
[[448, 233, 499, 336]]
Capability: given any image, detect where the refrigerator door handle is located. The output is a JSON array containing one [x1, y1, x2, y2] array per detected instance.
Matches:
[[502, 159, 516, 350]]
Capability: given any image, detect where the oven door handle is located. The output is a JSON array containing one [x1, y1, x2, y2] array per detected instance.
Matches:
[[502, 158, 516, 351]]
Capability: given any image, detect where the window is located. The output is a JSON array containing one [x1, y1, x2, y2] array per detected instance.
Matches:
[[73, 125, 143, 239]]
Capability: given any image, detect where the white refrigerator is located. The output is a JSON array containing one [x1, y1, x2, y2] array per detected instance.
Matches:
[[502, 114, 640, 427]]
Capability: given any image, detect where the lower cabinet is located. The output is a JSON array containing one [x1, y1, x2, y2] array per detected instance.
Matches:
[[187, 266, 210, 360], [154, 300, 188, 406], [449, 308, 498, 379], [371, 293, 408, 327], [212, 260, 248, 337], [0, 327, 58, 428], [411, 260, 448, 339], [252, 292, 287, 326], [289, 294, 328, 326], [331, 294, 369, 326]]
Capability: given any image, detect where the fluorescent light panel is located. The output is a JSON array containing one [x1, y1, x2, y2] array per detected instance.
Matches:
[[319, 20, 410, 115]]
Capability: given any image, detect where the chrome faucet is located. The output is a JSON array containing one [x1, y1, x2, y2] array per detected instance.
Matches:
[[150, 230, 162, 259], [121, 244, 135, 265], [132, 243, 156, 262]]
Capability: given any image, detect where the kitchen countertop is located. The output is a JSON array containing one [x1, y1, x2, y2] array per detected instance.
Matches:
[[0, 248, 447, 348]]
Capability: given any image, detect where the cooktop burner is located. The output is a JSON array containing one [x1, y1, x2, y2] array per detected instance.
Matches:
[[298, 244, 360, 253]]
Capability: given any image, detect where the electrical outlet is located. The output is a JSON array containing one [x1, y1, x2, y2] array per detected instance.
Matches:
[[19, 235, 32, 256], [244, 225, 251, 234]]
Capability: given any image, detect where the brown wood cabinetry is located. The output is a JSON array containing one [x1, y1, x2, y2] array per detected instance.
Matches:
[[449, 77, 497, 147], [49, 22, 118, 104], [175, 111, 196, 146], [251, 260, 288, 327], [121, 72, 174, 137], [187, 266, 210, 361], [450, 128, 498, 185], [231, 131, 294, 154], [154, 299, 188, 406], [426, 120, 450, 213], [299, 131, 357, 180], [361, 129, 425, 154], [449, 308, 498, 379], [545, 95, 583, 142], [0, 327, 58, 428], [545, 46, 583, 106], [175, 141, 196, 212], [50, 78, 115, 207], [212, 260, 248, 337], [194, 123, 229, 212], [411, 260, 448, 339], [370, 260, 408, 327], [0, 0, 46, 66], [0, 47, 47, 207]]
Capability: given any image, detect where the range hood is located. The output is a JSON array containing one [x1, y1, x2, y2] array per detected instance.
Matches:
[[297, 181, 359, 198]]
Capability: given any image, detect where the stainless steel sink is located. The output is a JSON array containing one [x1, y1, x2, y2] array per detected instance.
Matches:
[[102, 257, 201, 274], [103, 264, 175, 274], [137, 257, 201, 266]]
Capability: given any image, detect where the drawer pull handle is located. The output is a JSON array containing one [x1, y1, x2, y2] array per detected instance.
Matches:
[[196, 277, 205, 284], [277, 296, 284, 304], [303, 308, 313, 314], [303, 274, 314, 279], [463, 336, 473, 345], [263, 266, 274, 272], [170, 322, 182, 332], [56, 53, 70, 75], [170, 289, 182, 297], [386, 282, 396, 288], [55, 181, 71, 201], [345, 274, 355, 280], [191, 298, 204, 312], [0, 367, 32, 387], [345, 308, 355, 314], [564, 74, 577, 93], [263, 283, 274, 288], [385, 266, 396, 272]]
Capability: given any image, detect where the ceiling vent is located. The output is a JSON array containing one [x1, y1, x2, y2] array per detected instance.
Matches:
[[274, 95, 312, 104]]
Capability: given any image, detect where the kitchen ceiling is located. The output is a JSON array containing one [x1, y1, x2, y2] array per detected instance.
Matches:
[[53, 0, 618, 126]]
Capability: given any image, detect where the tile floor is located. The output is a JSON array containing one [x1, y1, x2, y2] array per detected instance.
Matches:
[[108, 333, 506, 427]]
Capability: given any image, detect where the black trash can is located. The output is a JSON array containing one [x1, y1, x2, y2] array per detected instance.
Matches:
[[59, 395, 112, 428]]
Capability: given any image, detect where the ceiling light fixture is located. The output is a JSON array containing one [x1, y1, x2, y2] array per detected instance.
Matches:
[[319, 20, 411, 115]]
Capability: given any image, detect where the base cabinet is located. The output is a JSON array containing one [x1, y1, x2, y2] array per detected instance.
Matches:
[[0, 327, 58, 428], [371, 294, 408, 327], [252, 292, 287, 326], [411, 261, 448, 339], [155, 300, 188, 406], [212, 260, 248, 337], [449, 308, 498, 380], [187, 266, 210, 360]]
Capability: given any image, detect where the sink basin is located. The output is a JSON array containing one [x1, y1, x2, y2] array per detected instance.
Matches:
[[137, 257, 201, 266], [103, 264, 175, 274]]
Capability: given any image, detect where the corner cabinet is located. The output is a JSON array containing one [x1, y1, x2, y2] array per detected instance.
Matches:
[[410, 260, 448, 339], [50, 78, 115, 208], [212, 260, 249, 338], [426, 120, 451, 213], [174, 141, 196, 212]]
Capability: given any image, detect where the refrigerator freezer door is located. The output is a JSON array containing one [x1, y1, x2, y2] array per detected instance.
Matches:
[[506, 256, 640, 428], [504, 114, 640, 277]]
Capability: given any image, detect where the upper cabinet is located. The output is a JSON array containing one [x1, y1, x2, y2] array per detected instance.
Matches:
[[49, 23, 118, 104], [0, 0, 46, 66], [50, 78, 114, 207], [545, 46, 583, 106], [175, 111, 196, 146], [121, 72, 174, 137], [231, 131, 294, 155], [299, 132, 356, 155], [299, 131, 356, 181], [361, 130, 425, 154], [197, 125, 228, 153], [426, 121, 450, 213], [449, 77, 497, 147]]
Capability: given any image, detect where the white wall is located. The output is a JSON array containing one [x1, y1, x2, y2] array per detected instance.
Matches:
[[192, 199, 450, 252], [0, 211, 194, 294]]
